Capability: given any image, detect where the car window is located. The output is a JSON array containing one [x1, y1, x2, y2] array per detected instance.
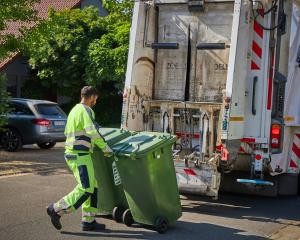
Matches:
[[9, 102, 33, 115], [35, 104, 66, 117]]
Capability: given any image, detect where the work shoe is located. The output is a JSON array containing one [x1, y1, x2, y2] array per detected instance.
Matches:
[[81, 220, 106, 231], [46, 204, 62, 230]]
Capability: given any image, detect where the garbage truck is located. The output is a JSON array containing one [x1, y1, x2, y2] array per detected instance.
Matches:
[[121, 0, 300, 197]]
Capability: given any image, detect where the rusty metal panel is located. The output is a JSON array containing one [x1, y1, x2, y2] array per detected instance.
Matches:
[[154, 4, 191, 100], [191, 3, 234, 102], [153, 3, 233, 102], [155, 0, 234, 4]]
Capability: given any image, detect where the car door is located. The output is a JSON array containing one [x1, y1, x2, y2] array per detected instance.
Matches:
[[8, 102, 36, 144]]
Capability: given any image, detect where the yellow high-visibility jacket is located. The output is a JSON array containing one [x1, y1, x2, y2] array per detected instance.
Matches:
[[64, 103, 107, 153]]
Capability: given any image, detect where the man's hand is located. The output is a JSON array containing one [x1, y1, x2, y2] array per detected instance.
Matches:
[[103, 145, 114, 157]]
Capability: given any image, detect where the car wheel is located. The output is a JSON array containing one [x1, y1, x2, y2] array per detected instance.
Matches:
[[1, 128, 22, 152], [37, 142, 56, 149]]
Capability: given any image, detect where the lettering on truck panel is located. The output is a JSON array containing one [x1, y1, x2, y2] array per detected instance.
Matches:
[[214, 64, 228, 71]]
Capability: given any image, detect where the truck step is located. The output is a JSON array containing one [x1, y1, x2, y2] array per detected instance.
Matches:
[[237, 179, 274, 186]]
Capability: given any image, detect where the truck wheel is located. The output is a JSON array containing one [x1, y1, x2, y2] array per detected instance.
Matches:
[[155, 217, 168, 234], [37, 142, 56, 149], [1, 128, 22, 152], [122, 209, 134, 226], [112, 207, 124, 223]]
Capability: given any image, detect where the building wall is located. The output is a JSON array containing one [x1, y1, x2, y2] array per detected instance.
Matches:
[[1, 56, 30, 97]]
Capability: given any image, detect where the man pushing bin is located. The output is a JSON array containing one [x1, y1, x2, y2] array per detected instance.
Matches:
[[46, 86, 113, 231]]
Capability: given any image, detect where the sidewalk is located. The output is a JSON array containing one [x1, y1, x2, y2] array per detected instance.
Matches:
[[0, 143, 69, 176], [269, 224, 300, 240]]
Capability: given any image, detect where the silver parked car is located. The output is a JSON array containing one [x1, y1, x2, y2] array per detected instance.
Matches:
[[0, 98, 67, 152]]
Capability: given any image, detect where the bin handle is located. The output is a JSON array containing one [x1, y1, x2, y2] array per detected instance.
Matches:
[[159, 134, 173, 140], [101, 129, 116, 137], [122, 153, 136, 158], [115, 143, 140, 158], [116, 136, 154, 155], [115, 144, 130, 155], [130, 143, 140, 153]]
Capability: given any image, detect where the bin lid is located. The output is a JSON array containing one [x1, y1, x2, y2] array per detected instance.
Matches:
[[112, 132, 176, 156], [98, 128, 132, 146]]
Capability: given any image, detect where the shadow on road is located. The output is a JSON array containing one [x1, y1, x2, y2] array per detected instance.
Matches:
[[61, 229, 146, 239], [61, 221, 266, 240], [181, 193, 300, 224]]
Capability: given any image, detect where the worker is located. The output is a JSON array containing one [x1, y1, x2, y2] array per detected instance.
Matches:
[[46, 86, 113, 231]]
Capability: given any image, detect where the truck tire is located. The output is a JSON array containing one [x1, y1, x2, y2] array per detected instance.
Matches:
[[278, 173, 299, 195]]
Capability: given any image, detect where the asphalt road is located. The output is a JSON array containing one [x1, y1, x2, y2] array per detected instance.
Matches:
[[0, 172, 300, 240], [0, 145, 300, 240]]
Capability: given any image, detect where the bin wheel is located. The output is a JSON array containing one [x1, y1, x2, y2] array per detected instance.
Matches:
[[112, 207, 124, 223], [122, 209, 134, 227], [155, 217, 168, 234]]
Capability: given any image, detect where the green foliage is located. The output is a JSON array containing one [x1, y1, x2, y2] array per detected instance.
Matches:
[[22, 1, 134, 125], [0, 0, 38, 28], [0, 74, 10, 129], [86, 22, 130, 85], [23, 7, 107, 98], [94, 82, 124, 125], [94, 93, 122, 127], [21, 73, 47, 99], [0, 0, 39, 59], [22, 3, 133, 101], [60, 92, 122, 127], [0, 0, 37, 127], [102, 0, 133, 23]]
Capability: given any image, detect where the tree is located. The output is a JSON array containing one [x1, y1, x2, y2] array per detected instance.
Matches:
[[0, 0, 38, 29], [22, 1, 134, 125], [22, 2, 133, 100], [0, 0, 39, 129], [102, 0, 133, 23], [0, 74, 10, 130], [83, 0, 133, 89], [85, 18, 131, 89], [22, 7, 108, 99], [0, 0, 39, 58]]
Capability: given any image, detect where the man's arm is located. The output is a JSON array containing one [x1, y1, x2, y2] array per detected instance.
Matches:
[[81, 106, 113, 154]]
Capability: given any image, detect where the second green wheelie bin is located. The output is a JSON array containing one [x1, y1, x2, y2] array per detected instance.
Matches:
[[112, 132, 182, 233], [92, 128, 132, 221]]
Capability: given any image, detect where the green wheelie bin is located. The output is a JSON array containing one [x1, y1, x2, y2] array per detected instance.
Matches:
[[112, 132, 182, 233], [92, 128, 133, 222]]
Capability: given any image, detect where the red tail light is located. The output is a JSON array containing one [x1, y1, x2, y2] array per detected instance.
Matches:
[[271, 124, 281, 148], [33, 119, 51, 127]]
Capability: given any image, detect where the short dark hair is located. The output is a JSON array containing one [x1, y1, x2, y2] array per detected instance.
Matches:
[[81, 86, 98, 98]]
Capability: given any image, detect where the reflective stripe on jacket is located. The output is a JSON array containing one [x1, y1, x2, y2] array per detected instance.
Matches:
[[65, 104, 106, 153]]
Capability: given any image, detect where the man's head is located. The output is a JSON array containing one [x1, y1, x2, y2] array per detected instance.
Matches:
[[80, 86, 99, 108]]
